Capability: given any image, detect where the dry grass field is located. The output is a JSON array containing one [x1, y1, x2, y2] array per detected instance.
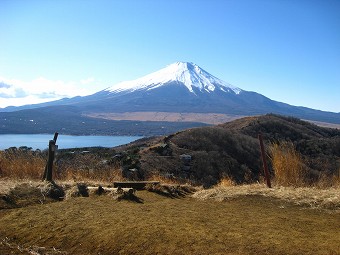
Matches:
[[0, 180, 339, 255]]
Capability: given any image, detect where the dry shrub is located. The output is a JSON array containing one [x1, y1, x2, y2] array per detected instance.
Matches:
[[316, 169, 340, 189], [88, 185, 108, 196], [38, 181, 65, 200], [146, 173, 188, 186], [63, 183, 142, 202], [332, 170, 340, 187], [110, 187, 142, 202], [56, 153, 125, 183], [0, 148, 125, 183], [218, 176, 236, 187], [0, 181, 65, 208], [146, 170, 201, 187], [64, 183, 89, 199], [59, 166, 124, 183], [0, 149, 45, 179], [145, 183, 196, 198], [270, 142, 309, 187]]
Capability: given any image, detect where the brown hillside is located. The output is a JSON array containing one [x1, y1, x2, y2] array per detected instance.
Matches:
[[117, 114, 340, 187], [220, 114, 340, 139]]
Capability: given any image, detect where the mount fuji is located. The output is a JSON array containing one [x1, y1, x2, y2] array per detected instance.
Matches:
[[1, 62, 340, 135], [105, 62, 242, 95]]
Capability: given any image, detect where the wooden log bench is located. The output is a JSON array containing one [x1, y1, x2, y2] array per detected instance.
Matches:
[[113, 181, 160, 190]]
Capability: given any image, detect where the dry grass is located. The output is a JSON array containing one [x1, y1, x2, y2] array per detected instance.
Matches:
[[0, 178, 40, 194], [269, 142, 340, 188], [145, 173, 192, 186], [55, 153, 126, 183], [0, 149, 125, 183], [64, 183, 90, 200], [58, 166, 124, 183], [269, 142, 309, 187], [0, 149, 45, 179], [0, 179, 65, 210], [193, 183, 340, 210], [0, 179, 339, 254], [1, 190, 339, 255], [218, 176, 236, 187], [145, 183, 196, 198], [1, 236, 67, 255], [63, 184, 141, 202], [85, 111, 243, 125], [315, 169, 340, 189]]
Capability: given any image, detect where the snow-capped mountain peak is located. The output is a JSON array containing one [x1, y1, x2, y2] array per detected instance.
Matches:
[[105, 62, 242, 94]]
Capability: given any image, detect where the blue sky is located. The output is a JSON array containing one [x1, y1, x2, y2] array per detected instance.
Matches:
[[1, 0, 339, 112]]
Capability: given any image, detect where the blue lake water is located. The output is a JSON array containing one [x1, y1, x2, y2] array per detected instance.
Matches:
[[0, 134, 143, 150]]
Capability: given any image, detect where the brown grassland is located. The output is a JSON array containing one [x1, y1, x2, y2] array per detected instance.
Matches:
[[0, 140, 339, 255], [85, 112, 243, 125], [1, 188, 339, 255]]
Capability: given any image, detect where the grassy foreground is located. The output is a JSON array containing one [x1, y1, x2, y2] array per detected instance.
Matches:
[[0, 186, 339, 255]]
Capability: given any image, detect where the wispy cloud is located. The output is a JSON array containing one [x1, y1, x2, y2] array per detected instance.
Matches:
[[0, 81, 27, 98], [0, 77, 98, 108]]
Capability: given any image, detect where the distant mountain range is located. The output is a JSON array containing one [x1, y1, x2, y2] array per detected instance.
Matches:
[[1, 62, 339, 135]]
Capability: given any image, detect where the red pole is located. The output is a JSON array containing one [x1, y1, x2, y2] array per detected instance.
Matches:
[[258, 133, 272, 188]]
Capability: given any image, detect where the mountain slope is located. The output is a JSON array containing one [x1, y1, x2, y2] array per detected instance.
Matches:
[[105, 62, 242, 94], [1, 62, 340, 135], [52, 62, 340, 123], [119, 114, 340, 187]]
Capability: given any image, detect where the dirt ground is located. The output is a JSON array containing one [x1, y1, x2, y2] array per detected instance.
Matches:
[[0, 189, 339, 255]]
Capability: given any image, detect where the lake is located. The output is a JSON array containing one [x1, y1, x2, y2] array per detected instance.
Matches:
[[0, 134, 143, 150]]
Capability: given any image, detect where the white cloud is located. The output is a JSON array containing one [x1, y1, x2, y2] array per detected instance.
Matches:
[[81, 77, 95, 84], [0, 96, 57, 108], [0, 76, 99, 108]]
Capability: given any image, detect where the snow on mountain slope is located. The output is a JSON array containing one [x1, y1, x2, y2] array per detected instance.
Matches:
[[105, 62, 242, 94], [2, 61, 340, 125]]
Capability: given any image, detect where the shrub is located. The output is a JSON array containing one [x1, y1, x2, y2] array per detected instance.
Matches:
[[270, 142, 309, 187], [0, 148, 45, 179], [55, 153, 124, 182], [0, 147, 124, 183], [218, 176, 236, 187]]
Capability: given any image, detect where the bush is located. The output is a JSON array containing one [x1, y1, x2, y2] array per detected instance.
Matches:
[[0, 147, 124, 183], [0, 148, 45, 179], [270, 142, 309, 187], [171, 127, 262, 186]]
